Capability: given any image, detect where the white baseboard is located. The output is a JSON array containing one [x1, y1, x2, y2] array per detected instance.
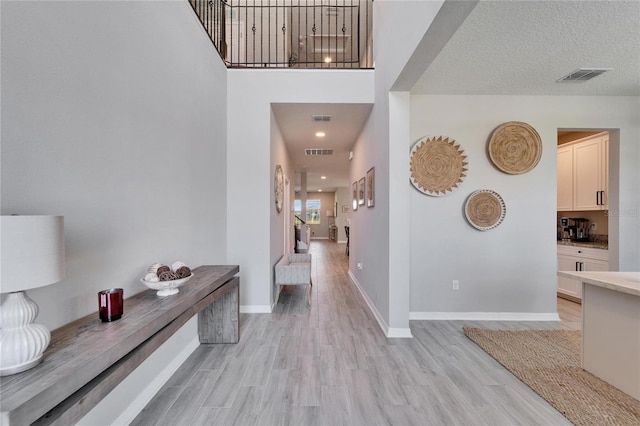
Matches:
[[347, 270, 412, 339], [311, 237, 329, 240], [337, 240, 347, 244], [409, 312, 561, 321], [240, 305, 272, 313], [388, 327, 414, 338]]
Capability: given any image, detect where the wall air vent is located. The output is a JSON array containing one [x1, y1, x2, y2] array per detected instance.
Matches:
[[305, 149, 333, 156], [312, 115, 332, 122], [557, 68, 612, 82]]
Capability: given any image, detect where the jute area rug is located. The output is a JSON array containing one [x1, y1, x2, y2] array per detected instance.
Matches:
[[463, 327, 640, 425]]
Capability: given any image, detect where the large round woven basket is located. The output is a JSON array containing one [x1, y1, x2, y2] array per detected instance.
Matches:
[[410, 136, 468, 196], [464, 189, 506, 231], [488, 121, 542, 174]]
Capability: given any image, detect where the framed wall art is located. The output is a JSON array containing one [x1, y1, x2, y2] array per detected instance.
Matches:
[[352, 181, 358, 211], [358, 177, 365, 206], [274, 165, 284, 213], [366, 167, 375, 207]]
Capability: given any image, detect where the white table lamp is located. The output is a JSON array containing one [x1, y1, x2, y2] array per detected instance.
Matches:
[[0, 215, 65, 376]]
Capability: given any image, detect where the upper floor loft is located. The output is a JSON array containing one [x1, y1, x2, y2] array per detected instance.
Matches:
[[189, 0, 373, 69]]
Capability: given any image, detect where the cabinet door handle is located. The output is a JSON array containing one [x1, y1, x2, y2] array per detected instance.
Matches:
[[596, 191, 600, 205], [575, 261, 580, 271]]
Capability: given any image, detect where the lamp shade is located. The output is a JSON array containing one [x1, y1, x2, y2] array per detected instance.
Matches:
[[1, 215, 65, 293]]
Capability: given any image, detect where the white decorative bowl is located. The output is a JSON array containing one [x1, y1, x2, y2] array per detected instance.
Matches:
[[140, 274, 193, 296]]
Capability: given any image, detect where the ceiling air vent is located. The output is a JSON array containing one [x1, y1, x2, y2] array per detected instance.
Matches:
[[305, 149, 334, 156], [312, 115, 331, 122], [557, 68, 612, 83]]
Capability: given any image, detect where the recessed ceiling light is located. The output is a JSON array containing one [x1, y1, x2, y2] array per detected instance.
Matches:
[[318, 189, 323, 192], [321, 176, 327, 180], [324, 57, 332, 63], [315, 132, 326, 137]]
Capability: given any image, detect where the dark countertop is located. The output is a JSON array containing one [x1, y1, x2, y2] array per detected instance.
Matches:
[[557, 240, 608, 250]]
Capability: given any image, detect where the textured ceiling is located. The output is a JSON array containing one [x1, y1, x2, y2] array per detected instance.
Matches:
[[412, 0, 640, 95]]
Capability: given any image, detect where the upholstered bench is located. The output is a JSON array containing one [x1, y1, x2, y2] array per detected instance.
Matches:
[[275, 253, 313, 305]]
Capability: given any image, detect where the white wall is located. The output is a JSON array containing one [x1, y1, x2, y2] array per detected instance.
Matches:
[[408, 95, 640, 316], [1, 1, 227, 422], [346, 1, 445, 336], [270, 108, 295, 307], [227, 69, 374, 312]]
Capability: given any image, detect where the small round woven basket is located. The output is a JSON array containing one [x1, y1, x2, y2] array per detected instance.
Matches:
[[488, 121, 542, 174], [410, 136, 468, 196], [464, 190, 506, 231]]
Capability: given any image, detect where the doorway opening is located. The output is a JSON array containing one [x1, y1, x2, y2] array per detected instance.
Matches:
[[556, 128, 618, 305]]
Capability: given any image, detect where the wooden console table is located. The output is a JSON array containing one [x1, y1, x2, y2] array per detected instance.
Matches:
[[0, 265, 239, 426]]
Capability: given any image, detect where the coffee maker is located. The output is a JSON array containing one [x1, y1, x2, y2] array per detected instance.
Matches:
[[571, 218, 590, 241], [560, 217, 590, 242]]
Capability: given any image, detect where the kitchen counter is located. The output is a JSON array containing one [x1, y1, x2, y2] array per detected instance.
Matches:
[[557, 239, 608, 250], [557, 271, 640, 399], [557, 271, 640, 297]]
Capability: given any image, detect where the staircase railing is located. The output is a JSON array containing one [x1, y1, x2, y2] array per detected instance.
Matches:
[[189, 0, 373, 69]]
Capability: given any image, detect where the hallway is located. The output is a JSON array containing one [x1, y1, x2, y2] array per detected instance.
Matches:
[[132, 240, 573, 425]]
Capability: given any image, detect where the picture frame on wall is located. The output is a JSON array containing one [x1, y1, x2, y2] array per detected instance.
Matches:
[[358, 177, 365, 205], [352, 181, 358, 211], [366, 167, 375, 207]]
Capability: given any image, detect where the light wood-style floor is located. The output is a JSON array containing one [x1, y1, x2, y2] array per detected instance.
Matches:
[[132, 240, 581, 425]]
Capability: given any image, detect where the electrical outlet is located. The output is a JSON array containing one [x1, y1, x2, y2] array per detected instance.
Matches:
[[357, 262, 363, 270], [452, 280, 459, 291], [591, 223, 597, 231]]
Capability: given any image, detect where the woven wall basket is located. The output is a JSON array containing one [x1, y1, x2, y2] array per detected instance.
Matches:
[[410, 136, 468, 196], [488, 121, 542, 174], [464, 189, 506, 231]]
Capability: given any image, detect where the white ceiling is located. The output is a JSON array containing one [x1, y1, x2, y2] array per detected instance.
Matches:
[[412, 0, 640, 95], [273, 1, 640, 193], [272, 103, 372, 192]]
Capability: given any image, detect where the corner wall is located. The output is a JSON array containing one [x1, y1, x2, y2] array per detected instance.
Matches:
[[270, 108, 294, 307], [347, 1, 445, 336]]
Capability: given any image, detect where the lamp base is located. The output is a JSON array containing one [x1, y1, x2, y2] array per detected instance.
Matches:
[[0, 354, 43, 376], [0, 291, 51, 376]]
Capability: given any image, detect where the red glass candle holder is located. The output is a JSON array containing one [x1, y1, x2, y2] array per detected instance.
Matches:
[[99, 288, 123, 322]]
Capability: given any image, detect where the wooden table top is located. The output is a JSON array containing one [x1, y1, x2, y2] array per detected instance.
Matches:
[[0, 265, 239, 426]]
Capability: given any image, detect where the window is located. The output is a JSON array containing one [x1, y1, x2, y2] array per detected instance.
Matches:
[[294, 199, 321, 225]]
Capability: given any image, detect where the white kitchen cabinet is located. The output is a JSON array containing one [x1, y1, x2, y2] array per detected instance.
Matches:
[[557, 133, 608, 211], [557, 244, 609, 301]]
